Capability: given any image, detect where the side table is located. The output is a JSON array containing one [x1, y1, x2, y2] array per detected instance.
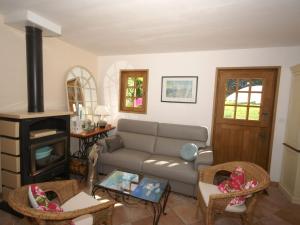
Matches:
[[70, 125, 115, 179]]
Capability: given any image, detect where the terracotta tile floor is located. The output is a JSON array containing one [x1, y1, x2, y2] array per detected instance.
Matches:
[[1, 184, 300, 225]]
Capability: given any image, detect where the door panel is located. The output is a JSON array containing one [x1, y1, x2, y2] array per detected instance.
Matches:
[[213, 68, 278, 170]]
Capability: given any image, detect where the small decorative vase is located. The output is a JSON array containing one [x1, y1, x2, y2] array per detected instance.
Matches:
[[97, 120, 107, 128]]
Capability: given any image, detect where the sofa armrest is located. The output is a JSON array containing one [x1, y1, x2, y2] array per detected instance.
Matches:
[[194, 146, 213, 170]]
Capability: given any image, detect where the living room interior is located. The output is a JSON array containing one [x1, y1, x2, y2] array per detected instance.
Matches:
[[0, 0, 300, 225]]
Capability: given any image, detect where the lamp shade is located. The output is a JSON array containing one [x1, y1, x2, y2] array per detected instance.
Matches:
[[94, 105, 110, 116]]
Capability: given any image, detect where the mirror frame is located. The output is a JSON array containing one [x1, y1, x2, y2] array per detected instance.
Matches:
[[65, 66, 98, 121]]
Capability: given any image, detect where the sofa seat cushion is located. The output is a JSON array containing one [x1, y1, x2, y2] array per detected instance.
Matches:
[[100, 148, 151, 172], [142, 155, 197, 184], [198, 182, 246, 213], [61, 191, 99, 225]]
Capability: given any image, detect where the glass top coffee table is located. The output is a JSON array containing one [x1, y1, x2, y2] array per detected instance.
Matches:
[[92, 170, 171, 225]]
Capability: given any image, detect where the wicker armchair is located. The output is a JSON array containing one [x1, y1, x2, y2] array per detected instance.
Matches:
[[8, 180, 115, 225], [197, 161, 270, 225]]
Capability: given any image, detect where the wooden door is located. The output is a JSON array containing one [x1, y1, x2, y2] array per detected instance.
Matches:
[[212, 68, 279, 170]]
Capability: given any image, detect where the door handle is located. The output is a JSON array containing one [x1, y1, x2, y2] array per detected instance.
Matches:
[[262, 112, 269, 116]]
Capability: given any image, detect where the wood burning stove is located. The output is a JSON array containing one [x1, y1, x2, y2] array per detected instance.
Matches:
[[0, 113, 71, 200], [20, 115, 70, 184]]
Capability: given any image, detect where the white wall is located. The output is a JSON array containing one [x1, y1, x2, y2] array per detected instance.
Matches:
[[0, 15, 99, 155], [0, 15, 98, 112], [97, 46, 300, 181]]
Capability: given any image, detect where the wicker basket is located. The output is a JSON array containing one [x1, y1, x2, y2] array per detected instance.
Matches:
[[69, 157, 88, 179]]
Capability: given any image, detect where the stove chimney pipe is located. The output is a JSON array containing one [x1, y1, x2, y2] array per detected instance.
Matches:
[[26, 26, 44, 112]]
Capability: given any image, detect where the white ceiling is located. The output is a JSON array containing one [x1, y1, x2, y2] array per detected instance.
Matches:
[[0, 0, 300, 55]]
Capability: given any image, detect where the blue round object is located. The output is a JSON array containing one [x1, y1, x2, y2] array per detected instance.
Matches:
[[35, 146, 53, 160], [180, 143, 198, 161]]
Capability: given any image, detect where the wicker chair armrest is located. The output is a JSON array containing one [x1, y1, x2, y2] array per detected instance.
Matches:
[[9, 196, 115, 221], [209, 188, 259, 201], [198, 164, 220, 184], [198, 162, 271, 185], [207, 193, 233, 210], [8, 180, 80, 216], [7, 179, 115, 222], [36, 180, 80, 204], [91, 203, 114, 225]]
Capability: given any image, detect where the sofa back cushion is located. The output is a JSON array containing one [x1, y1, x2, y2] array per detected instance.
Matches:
[[158, 123, 208, 141], [117, 132, 156, 153], [118, 119, 158, 136], [117, 119, 158, 153], [155, 137, 205, 157], [155, 123, 208, 157]]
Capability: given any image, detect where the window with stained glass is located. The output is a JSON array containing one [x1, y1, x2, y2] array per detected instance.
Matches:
[[120, 70, 148, 113]]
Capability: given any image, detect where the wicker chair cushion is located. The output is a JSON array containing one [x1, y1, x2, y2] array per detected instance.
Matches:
[[218, 167, 258, 206], [61, 191, 100, 225], [198, 181, 246, 213]]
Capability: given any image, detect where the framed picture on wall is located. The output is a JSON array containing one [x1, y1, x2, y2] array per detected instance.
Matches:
[[161, 76, 198, 103]]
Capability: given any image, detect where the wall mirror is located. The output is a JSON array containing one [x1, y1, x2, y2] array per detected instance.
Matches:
[[66, 66, 98, 121]]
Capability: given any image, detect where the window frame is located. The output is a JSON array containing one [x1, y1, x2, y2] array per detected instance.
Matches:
[[119, 69, 148, 114], [223, 78, 263, 121]]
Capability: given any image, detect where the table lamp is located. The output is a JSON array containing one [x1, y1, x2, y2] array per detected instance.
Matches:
[[94, 105, 110, 128]]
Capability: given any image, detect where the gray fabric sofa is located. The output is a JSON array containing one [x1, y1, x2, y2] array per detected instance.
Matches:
[[97, 119, 213, 196]]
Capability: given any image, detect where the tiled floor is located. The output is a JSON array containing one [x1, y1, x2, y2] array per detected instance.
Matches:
[[0, 184, 300, 225]]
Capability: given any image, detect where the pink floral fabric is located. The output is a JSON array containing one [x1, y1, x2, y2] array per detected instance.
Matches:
[[29, 185, 75, 225], [218, 167, 258, 205], [29, 185, 63, 212]]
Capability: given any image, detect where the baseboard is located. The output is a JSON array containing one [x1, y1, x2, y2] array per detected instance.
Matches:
[[279, 183, 300, 204]]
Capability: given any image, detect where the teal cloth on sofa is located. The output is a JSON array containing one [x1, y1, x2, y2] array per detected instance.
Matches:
[[180, 143, 198, 161]]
